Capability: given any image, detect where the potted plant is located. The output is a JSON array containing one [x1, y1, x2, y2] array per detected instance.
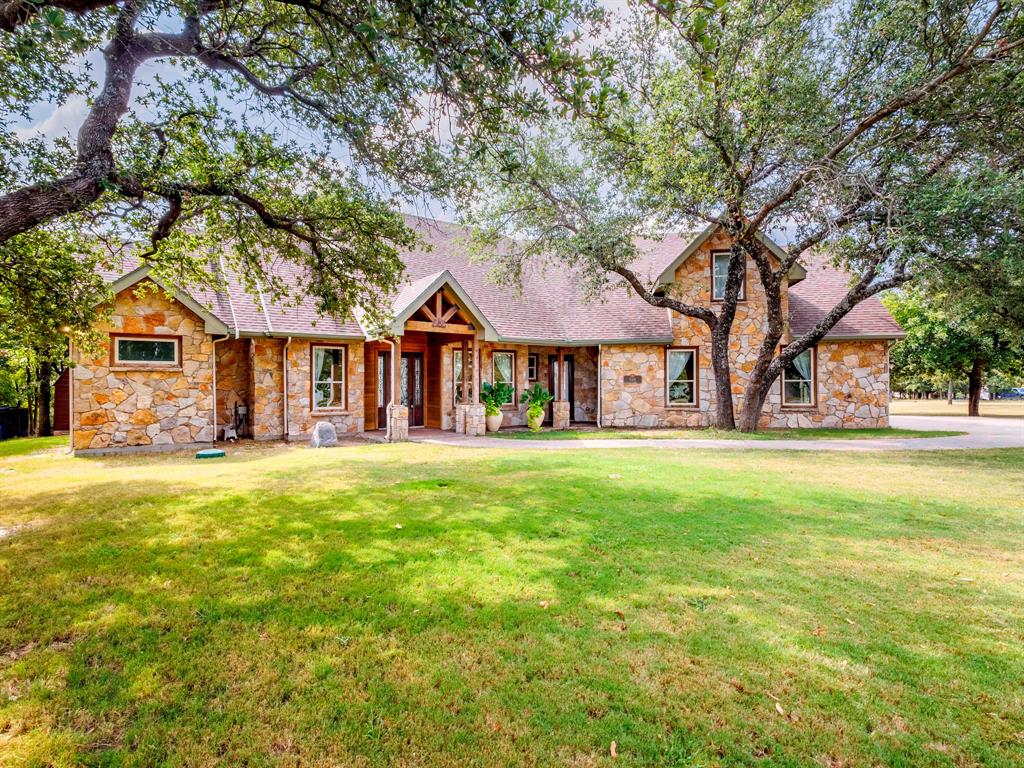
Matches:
[[480, 381, 514, 432], [522, 383, 554, 431]]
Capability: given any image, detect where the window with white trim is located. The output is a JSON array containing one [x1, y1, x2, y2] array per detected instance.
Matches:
[[666, 348, 697, 406], [453, 348, 474, 405], [782, 348, 815, 406], [114, 336, 178, 365], [712, 250, 745, 301], [492, 351, 515, 404], [312, 345, 346, 409], [527, 353, 538, 381]]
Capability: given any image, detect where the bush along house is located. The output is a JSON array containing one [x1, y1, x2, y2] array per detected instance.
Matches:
[[69, 216, 904, 453]]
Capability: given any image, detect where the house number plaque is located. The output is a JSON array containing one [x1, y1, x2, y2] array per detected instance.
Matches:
[[623, 374, 642, 385]]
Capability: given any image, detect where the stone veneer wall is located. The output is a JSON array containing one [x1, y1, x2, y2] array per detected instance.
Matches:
[[760, 340, 890, 428], [249, 338, 284, 440], [215, 338, 249, 434], [284, 339, 365, 440], [71, 283, 214, 451], [600, 340, 890, 428]]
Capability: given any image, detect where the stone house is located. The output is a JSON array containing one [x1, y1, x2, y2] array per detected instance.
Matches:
[[68, 217, 903, 452]]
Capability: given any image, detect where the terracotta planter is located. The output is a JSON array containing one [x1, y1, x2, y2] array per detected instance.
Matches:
[[485, 412, 503, 432]]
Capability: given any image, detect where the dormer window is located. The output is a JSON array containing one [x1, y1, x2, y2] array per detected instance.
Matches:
[[712, 250, 745, 301]]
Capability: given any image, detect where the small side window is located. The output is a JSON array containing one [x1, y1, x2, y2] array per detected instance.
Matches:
[[527, 353, 538, 381], [113, 336, 178, 365]]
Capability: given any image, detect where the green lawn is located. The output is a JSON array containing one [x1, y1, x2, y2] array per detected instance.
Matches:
[[491, 426, 963, 441], [2, 439, 1023, 767], [890, 399, 1024, 418]]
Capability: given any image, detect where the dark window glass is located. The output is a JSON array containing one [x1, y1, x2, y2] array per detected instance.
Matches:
[[116, 338, 176, 363]]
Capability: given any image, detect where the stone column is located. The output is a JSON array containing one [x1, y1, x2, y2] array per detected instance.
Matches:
[[388, 403, 409, 442], [457, 403, 486, 436], [552, 400, 570, 430]]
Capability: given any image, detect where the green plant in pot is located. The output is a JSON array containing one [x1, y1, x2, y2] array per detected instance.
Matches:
[[522, 383, 554, 431], [480, 381, 514, 432]]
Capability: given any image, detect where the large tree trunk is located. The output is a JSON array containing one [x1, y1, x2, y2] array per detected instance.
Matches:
[[947, 377, 954, 404], [709, 325, 736, 429], [967, 357, 983, 416], [34, 359, 52, 437]]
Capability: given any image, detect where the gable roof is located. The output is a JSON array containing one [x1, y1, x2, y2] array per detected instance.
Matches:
[[385, 269, 499, 340], [648, 220, 807, 286], [789, 254, 905, 340], [95, 215, 901, 344]]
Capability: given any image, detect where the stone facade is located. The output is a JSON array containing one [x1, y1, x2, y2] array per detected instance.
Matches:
[[249, 338, 284, 440], [760, 340, 890, 428], [74, 239, 892, 451], [552, 400, 571, 430], [388, 404, 409, 442], [599, 340, 890, 429], [215, 338, 249, 436], [71, 283, 214, 452], [455, 403, 486, 436], [284, 339, 364, 440]]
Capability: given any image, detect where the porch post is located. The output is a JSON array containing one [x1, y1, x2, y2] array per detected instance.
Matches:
[[553, 345, 570, 430], [472, 334, 481, 404], [557, 347, 564, 400], [388, 335, 408, 442], [457, 332, 485, 436], [461, 339, 468, 405]]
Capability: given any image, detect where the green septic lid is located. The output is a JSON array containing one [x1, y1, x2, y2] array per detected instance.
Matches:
[[195, 448, 226, 459]]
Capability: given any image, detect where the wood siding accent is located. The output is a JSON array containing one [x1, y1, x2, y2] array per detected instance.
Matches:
[[426, 337, 442, 428]]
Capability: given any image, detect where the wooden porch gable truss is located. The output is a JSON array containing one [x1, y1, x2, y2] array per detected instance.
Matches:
[[405, 288, 476, 335]]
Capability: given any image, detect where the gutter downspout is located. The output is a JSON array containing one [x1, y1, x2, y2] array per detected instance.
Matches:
[[212, 334, 229, 443], [382, 337, 397, 442], [283, 336, 292, 441], [596, 343, 602, 428]]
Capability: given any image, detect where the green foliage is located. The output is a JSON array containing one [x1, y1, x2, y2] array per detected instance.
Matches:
[[480, 381, 514, 416], [1, 0, 610, 321], [885, 287, 1024, 394], [522, 382, 554, 427]]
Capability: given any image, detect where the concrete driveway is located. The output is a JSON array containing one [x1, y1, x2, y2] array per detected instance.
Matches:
[[411, 415, 1024, 452]]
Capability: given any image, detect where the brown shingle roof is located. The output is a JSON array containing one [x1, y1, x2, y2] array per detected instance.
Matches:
[[788, 254, 904, 339], [96, 216, 901, 343]]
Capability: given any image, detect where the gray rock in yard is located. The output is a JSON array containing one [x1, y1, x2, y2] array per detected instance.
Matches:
[[310, 421, 338, 448]]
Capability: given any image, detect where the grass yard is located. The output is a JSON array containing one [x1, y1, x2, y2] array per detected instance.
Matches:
[[491, 426, 962, 441], [890, 399, 1024, 418], [2, 438, 1023, 767]]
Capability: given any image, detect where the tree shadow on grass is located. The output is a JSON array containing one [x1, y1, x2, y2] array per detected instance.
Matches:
[[2, 448, 1023, 766]]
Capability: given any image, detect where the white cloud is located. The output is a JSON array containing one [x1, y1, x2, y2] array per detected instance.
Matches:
[[14, 95, 90, 143]]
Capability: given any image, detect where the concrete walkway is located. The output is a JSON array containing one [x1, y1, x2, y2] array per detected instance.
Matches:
[[409, 415, 1024, 452]]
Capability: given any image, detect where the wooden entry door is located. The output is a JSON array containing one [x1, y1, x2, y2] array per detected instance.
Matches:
[[376, 351, 391, 428], [547, 354, 575, 424], [401, 352, 424, 427]]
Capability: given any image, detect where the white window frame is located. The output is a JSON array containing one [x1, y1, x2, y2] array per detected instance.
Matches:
[[781, 346, 817, 408], [712, 250, 745, 301], [491, 350, 516, 406], [311, 344, 347, 410], [112, 335, 179, 366], [452, 348, 474, 406], [665, 347, 698, 407]]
